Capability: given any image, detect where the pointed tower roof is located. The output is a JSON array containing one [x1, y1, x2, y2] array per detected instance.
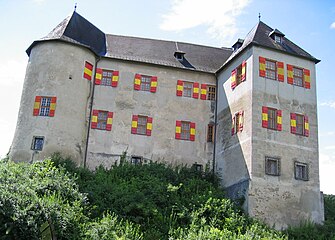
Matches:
[[218, 21, 319, 72], [26, 11, 106, 56]]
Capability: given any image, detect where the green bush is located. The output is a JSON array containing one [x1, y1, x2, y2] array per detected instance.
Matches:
[[0, 159, 87, 239]]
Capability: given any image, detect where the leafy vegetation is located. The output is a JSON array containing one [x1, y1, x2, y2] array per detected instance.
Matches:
[[1, 153, 333, 239]]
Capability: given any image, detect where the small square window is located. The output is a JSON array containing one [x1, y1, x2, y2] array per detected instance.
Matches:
[[265, 157, 280, 176], [295, 162, 308, 181], [101, 70, 113, 86], [193, 163, 203, 172], [131, 156, 142, 165], [274, 35, 282, 43], [31, 136, 44, 151]]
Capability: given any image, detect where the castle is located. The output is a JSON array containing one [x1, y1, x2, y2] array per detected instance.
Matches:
[[10, 11, 324, 229]]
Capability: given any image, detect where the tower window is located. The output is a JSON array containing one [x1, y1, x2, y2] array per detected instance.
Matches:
[[207, 85, 216, 101], [207, 124, 214, 142], [31, 136, 44, 151], [295, 162, 309, 181], [265, 156, 280, 176]]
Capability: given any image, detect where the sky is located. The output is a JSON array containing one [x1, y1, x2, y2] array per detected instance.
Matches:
[[0, 0, 334, 194]]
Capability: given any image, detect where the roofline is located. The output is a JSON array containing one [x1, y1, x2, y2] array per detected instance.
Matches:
[[216, 42, 320, 74]]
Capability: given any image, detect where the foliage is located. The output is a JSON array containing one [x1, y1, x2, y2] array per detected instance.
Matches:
[[0, 159, 87, 240], [81, 212, 143, 240]]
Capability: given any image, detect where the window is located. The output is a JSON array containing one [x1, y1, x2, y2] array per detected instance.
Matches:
[[265, 59, 276, 80], [193, 163, 203, 172], [31, 136, 44, 151], [137, 116, 148, 135], [131, 156, 142, 165], [265, 157, 280, 176], [295, 162, 309, 181], [262, 107, 282, 131], [231, 111, 244, 135], [267, 108, 277, 130], [207, 124, 215, 142], [207, 85, 216, 101], [176, 80, 199, 99], [33, 96, 57, 117], [101, 70, 113, 86], [293, 67, 303, 87], [274, 35, 282, 43], [287, 64, 310, 89], [140, 75, 151, 91], [290, 113, 309, 136], [134, 74, 157, 93], [259, 57, 284, 82], [175, 120, 196, 141], [131, 115, 153, 136], [231, 61, 246, 89], [183, 82, 193, 98], [97, 111, 108, 130], [91, 110, 113, 131]]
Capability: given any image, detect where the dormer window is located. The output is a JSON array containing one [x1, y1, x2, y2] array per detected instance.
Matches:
[[232, 38, 244, 51], [269, 29, 285, 44], [174, 50, 185, 61], [274, 35, 282, 43]]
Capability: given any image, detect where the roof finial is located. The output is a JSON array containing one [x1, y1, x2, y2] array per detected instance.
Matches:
[[258, 12, 261, 22], [74, 3, 77, 12]]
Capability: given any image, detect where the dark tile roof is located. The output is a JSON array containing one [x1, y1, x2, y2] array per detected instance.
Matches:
[[26, 13, 319, 74], [26, 12, 106, 56], [105, 34, 232, 73], [219, 21, 319, 72]]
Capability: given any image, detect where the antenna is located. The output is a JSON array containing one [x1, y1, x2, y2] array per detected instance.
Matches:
[[258, 12, 261, 22], [74, 3, 77, 12]]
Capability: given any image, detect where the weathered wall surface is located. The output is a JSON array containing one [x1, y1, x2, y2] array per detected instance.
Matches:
[[216, 47, 253, 195], [86, 58, 215, 169], [249, 46, 324, 228], [10, 42, 94, 165]]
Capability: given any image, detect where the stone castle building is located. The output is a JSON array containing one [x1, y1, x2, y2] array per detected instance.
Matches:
[[10, 11, 324, 228]]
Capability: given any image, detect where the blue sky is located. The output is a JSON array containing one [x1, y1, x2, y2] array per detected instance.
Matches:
[[0, 0, 334, 194]]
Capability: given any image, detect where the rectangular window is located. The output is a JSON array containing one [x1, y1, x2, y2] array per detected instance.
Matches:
[[265, 157, 280, 176], [295, 114, 304, 135], [207, 124, 214, 142], [193, 163, 203, 172], [31, 136, 44, 151], [293, 67, 304, 87], [175, 120, 196, 141], [101, 70, 113, 86], [295, 162, 309, 181], [140, 75, 151, 91], [131, 156, 142, 165], [33, 96, 57, 117], [231, 111, 244, 135], [207, 85, 216, 101], [134, 74, 157, 93], [97, 111, 108, 130], [91, 110, 113, 131], [265, 59, 276, 80], [137, 116, 148, 135], [183, 82, 193, 98], [267, 108, 277, 130], [262, 107, 282, 131], [131, 115, 153, 136], [231, 61, 246, 90]]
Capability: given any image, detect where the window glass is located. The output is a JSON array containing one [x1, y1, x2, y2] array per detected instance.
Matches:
[[265, 60, 276, 80], [293, 67, 303, 87], [267, 108, 277, 130], [181, 122, 190, 140], [265, 157, 280, 176], [140, 76, 151, 91], [183, 82, 193, 97], [102, 70, 113, 86], [207, 85, 216, 101], [32, 136, 44, 151], [295, 162, 308, 180], [296, 114, 304, 135], [97, 111, 108, 130], [137, 116, 148, 135]]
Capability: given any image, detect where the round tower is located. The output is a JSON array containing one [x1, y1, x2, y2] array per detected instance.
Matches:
[[9, 12, 106, 165]]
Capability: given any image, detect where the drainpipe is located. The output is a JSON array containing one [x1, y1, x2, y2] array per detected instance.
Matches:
[[83, 57, 101, 168], [212, 73, 219, 177]]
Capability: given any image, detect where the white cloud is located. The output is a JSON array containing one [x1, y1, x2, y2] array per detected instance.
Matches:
[[330, 22, 335, 29], [0, 59, 26, 87], [160, 0, 251, 45], [320, 101, 335, 109], [319, 153, 335, 194]]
